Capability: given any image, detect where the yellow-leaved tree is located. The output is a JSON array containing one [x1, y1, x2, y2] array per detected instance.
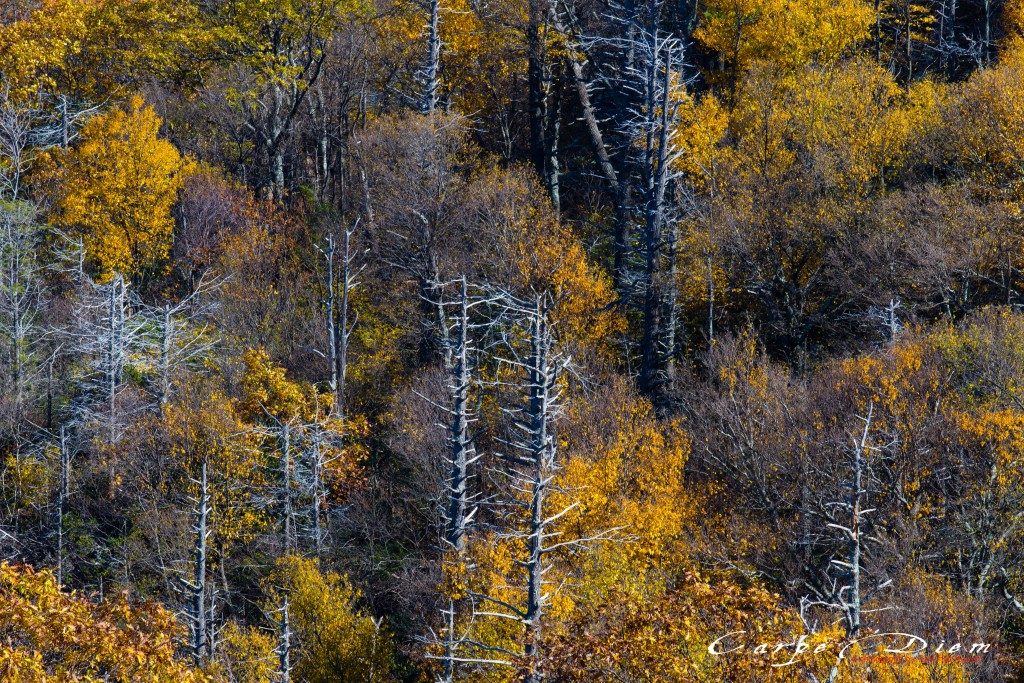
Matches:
[[162, 384, 269, 550], [694, 0, 873, 100], [0, 0, 198, 102], [269, 556, 394, 683], [42, 96, 192, 280], [211, 558, 394, 683], [0, 563, 207, 683]]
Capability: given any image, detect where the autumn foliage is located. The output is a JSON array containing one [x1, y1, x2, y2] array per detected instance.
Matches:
[[2, 0, 1024, 679]]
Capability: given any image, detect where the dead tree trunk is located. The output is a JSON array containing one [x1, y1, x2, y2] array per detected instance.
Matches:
[[830, 406, 874, 637], [632, 21, 686, 404], [182, 461, 212, 666], [808, 404, 890, 683], [277, 596, 292, 683], [56, 426, 71, 585], [528, 0, 547, 180], [311, 433, 328, 559], [159, 304, 172, 406], [336, 226, 360, 418], [520, 298, 555, 683], [106, 274, 124, 444], [423, 0, 442, 114], [437, 278, 481, 683], [470, 294, 575, 681], [280, 423, 295, 555]]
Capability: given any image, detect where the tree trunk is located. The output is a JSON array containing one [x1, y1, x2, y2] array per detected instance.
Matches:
[[56, 426, 70, 585], [160, 304, 172, 406], [527, 0, 548, 180], [424, 0, 442, 113], [190, 461, 210, 665], [281, 423, 294, 554]]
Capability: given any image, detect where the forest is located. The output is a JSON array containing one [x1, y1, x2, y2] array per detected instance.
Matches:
[[2, 0, 1024, 679]]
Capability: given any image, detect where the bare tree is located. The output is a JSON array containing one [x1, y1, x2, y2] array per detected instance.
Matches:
[[802, 405, 892, 683], [354, 114, 468, 363], [62, 270, 148, 445], [306, 423, 332, 559], [279, 422, 296, 555], [314, 221, 364, 418], [623, 18, 688, 402], [556, 0, 691, 397], [179, 461, 215, 666], [55, 426, 72, 585], [421, 0, 442, 114], [0, 89, 101, 200], [418, 278, 507, 682], [275, 596, 294, 683], [469, 293, 612, 681], [0, 94, 36, 201], [252, 399, 346, 559], [143, 276, 220, 407], [0, 201, 46, 425]]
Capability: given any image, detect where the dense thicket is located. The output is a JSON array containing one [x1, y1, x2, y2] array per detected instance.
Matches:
[[2, 0, 1024, 679]]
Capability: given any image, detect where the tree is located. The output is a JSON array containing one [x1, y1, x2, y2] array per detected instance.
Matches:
[[623, 13, 688, 402], [693, 0, 872, 95], [208, 0, 365, 198], [0, 201, 46, 427], [42, 97, 192, 280], [353, 112, 470, 363], [0, 0, 197, 102], [143, 279, 218, 407], [419, 278, 508, 683], [267, 556, 394, 683], [0, 562, 208, 682], [468, 293, 613, 683], [240, 349, 364, 556], [179, 461, 214, 667], [540, 571, 809, 683], [62, 269, 149, 445], [313, 220, 363, 419]]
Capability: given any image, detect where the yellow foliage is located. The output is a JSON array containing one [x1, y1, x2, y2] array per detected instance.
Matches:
[[210, 622, 277, 683], [268, 556, 394, 683], [671, 91, 730, 186], [493, 171, 626, 357], [238, 349, 367, 500], [1, 449, 52, 516], [694, 0, 872, 75], [163, 388, 269, 547], [948, 44, 1024, 194], [731, 60, 940, 197], [557, 382, 698, 569], [41, 96, 192, 279], [240, 348, 329, 423], [0, 563, 207, 682], [0, 0, 197, 101], [541, 569, 811, 683], [212, 0, 369, 81]]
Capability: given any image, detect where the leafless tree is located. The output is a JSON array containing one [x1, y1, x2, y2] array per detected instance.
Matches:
[[0, 89, 101, 200], [802, 405, 892, 682], [420, 0, 443, 114], [417, 278, 510, 682], [275, 596, 294, 683], [314, 220, 364, 418], [142, 275, 220, 407], [621, 16, 688, 402], [178, 461, 216, 666], [61, 270, 148, 445], [0, 201, 46, 426], [469, 293, 614, 682], [353, 114, 469, 363], [54, 426, 72, 585]]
